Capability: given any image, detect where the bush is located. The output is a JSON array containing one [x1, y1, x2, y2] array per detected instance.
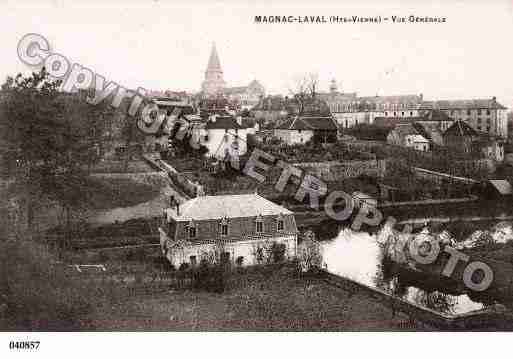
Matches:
[[267, 242, 286, 263]]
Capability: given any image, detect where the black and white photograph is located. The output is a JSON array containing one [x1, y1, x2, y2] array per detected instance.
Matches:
[[1, 0, 513, 355]]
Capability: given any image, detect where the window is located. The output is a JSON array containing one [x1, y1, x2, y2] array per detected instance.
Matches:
[[401, 112, 405, 116], [477, 118, 482, 123], [394, 112, 397, 116], [487, 109, 490, 115], [221, 223, 228, 236], [188, 226, 196, 238], [298, 129, 302, 134], [478, 109, 482, 115], [385, 112, 388, 116], [256, 219, 264, 233], [467, 110, 471, 115], [277, 219, 284, 231], [410, 112, 413, 116]]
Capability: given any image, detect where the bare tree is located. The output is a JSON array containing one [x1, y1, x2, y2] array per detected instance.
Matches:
[[288, 73, 319, 115]]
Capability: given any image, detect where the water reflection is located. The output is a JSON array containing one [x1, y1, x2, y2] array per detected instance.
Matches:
[[321, 228, 488, 315]]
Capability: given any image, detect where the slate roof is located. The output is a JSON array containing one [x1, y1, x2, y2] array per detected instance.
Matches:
[[206, 43, 222, 71], [276, 115, 338, 130], [412, 122, 433, 140], [358, 94, 422, 104], [444, 120, 478, 137], [422, 109, 453, 121], [374, 116, 424, 127], [391, 123, 419, 136], [166, 194, 293, 221], [204, 116, 242, 130], [488, 180, 512, 195], [421, 98, 507, 110]]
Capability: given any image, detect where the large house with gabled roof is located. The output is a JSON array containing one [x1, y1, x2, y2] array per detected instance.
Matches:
[[159, 193, 298, 268], [274, 115, 338, 145], [443, 120, 505, 161]]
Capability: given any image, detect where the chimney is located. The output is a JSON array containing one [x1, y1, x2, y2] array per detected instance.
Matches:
[[236, 116, 242, 126]]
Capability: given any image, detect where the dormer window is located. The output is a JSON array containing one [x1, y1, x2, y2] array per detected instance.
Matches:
[[187, 220, 197, 239], [255, 215, 263, 233], [277, 214, 284, 231], [220, 218, 229, 237]]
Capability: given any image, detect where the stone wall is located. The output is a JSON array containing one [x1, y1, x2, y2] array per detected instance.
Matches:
[[294, 159, 387, 181]]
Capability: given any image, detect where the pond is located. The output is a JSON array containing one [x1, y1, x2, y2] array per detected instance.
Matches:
[[321, 227, 507, 316]]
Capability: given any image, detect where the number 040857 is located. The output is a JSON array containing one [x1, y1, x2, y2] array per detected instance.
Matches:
[[9, 341, 40, 350]]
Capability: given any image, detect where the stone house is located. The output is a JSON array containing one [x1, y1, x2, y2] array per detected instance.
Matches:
[[159, 194, 298, 268], [274, 115, 338, 145], [386, 123, 430, 151]]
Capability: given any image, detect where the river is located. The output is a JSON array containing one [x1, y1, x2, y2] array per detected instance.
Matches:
[[320, 226, 512, 315]]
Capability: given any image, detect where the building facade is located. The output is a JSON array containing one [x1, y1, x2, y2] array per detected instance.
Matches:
[[420, 98, 508, 138], [320, 83, 423, 129], [159, 194, 298, 268], [190, 114, 251, 160]]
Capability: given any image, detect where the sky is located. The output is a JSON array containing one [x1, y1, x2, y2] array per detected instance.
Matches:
[[1, 0, 512, 109]]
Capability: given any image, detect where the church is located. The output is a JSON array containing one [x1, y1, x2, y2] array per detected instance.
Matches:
[[201, 43, 265, 110]]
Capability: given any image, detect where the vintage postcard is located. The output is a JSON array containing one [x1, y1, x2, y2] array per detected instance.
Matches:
[[1, 0, 513, 356]]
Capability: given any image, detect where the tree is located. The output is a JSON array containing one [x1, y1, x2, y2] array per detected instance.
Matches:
[[0, 69, 113, 243], [298, 235, 323, 272], [288, 73, 319, 115]]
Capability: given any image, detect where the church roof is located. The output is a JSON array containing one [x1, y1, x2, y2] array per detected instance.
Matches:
[[206, 43, 222, 72]]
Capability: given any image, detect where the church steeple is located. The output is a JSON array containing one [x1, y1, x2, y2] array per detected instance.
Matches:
[[202, 42, 226, 97], [206, 42, 222, 72]]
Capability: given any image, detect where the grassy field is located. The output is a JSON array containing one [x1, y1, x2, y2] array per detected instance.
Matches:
[[84, 176, 162, 211], [89, 159, 155, 174], [92, 266, 427, 331]]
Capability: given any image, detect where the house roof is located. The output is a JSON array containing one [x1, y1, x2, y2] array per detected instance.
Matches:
[[444, 120, 478, 138], [488, 180, 512, 195], [358, 94, 422, 104], [422, 109, 453, 121], [410, 134, 429, 143], [166, 194, 293, 221], [276, 115, 337, 130], [421, 98, 507, 110], [391, 123, 419, 136], [224, 86, 248, 95], [374, 116, 424, 127], [205, 116, 242, 130]]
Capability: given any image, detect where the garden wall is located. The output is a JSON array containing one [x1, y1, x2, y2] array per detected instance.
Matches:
[[294, 159, 387, 181]]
